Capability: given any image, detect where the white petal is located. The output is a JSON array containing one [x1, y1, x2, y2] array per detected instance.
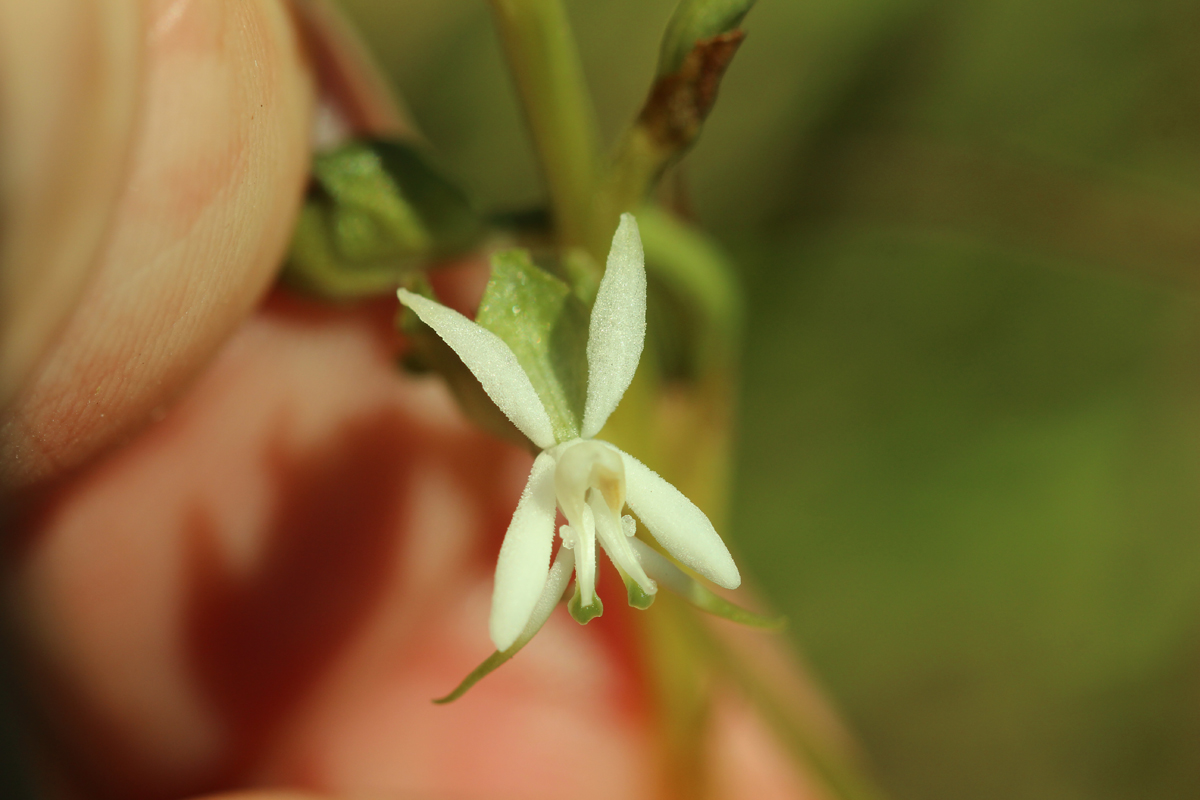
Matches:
[[590, 492, 656, 594], [619, 448, 741, 589], [581, 213, 647, 438], [399, 289, 557, 449], [489, 452, 558, 651], [573, 503, 599, 606]]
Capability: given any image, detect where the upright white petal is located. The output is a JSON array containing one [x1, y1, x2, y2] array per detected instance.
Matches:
[[399, 289, 557, 449], [619, 448, 741, 589], [489, 452, 558, 651], [582, 213, 647, 438]]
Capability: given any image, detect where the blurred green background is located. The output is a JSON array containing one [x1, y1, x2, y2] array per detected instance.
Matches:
[[334, 1, 1200, 797]]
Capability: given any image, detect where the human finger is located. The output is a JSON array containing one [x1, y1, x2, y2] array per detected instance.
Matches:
[[1, 0, 313, 490], [0, 0, 141, 407]]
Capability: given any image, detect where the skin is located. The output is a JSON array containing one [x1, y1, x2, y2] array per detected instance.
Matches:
[[0, 2, 823, 798]]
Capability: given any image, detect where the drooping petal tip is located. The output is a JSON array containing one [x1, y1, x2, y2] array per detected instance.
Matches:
[[630, 538, 781, 630]]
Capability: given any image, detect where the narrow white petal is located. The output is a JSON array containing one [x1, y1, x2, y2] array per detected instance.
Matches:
[[489, 452, 558, 651], [590, 493, 656, 594], [574, 503, 598, 606], [619, 448, 741, 589], [582, 213, 647, 438], [399, 289, 557, 449]]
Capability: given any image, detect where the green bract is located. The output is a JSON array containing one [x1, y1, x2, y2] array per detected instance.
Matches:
[[476, 250, 589, 443]]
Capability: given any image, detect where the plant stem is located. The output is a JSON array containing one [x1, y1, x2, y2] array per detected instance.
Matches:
[[487, 0, 600, 249]]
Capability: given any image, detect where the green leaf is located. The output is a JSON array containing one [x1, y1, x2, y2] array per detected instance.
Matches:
[[475, 249, 589, 442], [657, 0, 757, 77], [283, 139, 481, 301], [315, 142, 432, 257]]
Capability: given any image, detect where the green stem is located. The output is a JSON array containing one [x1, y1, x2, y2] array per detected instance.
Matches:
[[487, 0, 600, 248], [591, 129, 669, 253]]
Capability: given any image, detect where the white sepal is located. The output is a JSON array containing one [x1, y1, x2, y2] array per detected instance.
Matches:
[[489, 452, 558, 651], [399, 288, 557, 449], [619, 448, 741, 589], [582, 213, 647, 438]]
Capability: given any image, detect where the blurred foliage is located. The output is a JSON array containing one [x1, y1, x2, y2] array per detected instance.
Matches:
[[284, 140, 481, 300], [334, 0, 1200, 798]]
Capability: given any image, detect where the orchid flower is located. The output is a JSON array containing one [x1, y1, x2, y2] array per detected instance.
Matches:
[[399, 214, 751, 699]]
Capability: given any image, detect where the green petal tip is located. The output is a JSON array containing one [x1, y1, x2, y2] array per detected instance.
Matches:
[[432, 650, 512, 705], [568, 589, 604, 624], [627, 583, 657, 610]]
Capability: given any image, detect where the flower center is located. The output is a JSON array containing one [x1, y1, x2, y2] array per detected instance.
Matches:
[[553, 439, 625, 523], [552, 439, 656, 608]]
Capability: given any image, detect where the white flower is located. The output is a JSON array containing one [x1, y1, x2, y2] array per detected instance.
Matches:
[[398, 214, 740, 653]]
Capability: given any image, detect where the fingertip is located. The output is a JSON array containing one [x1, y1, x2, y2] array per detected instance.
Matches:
[[1, 0, 315, 489], [0, 0, 142, 407]]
